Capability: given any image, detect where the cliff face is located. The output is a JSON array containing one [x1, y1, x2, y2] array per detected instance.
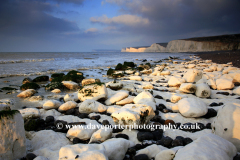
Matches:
[[166, 40, 240, 52], [121, 43, 167, 52], [121, 34, 240, 52]]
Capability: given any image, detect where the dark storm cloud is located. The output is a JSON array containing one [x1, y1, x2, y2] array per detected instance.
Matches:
[[103, 0, 240, 43], [0, 0, 79, 38], [55, 0, 85, 5]]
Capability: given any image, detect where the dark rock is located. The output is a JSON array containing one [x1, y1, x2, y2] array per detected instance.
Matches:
[[45, 121, 54, 127], [209, 102, 220, 107], [201, 108, 217, 119], [154, 95, 163, 99], [166, 99, 171, 102], [68, 122, 86, 126], [51, 73, 65, 78], [45, 82, 65, 91], [65, 108, 75, 115], [181, 123, 193, 132], [158, 136, 173, 148], [102, 120, 110, 126], [152, 129, 163, 141], [176, 136, 184, 141], [216, 92, 229, 96], [183, 137, 193, 145], [219, 102, 224, 105], [137, 132, 154, 141], [171, 138, 184, 147], [162, 109, 173, 113], [24, 119, 40, 131], [45, 125, 56, 130], [156, 104, 166, 111], [113, 127, 124, 133], [195, 123, 205, 131], [164, 119, 175, 125], [62, 70, 84, 83], [116, 134, 129, 140], [73, 137, 84, 144], [154, 110, 159, 116], [22, 77, 33, 84], [90, 115, 101, 121], [33, 76, 49, 82], [159, 119, 166, 125], [54, 120, 68, 133], [26, 153, 37, 160], [135, 144, 145, 150], [127, 147, 136, 156], [233, 154, 240, 160], [20, 82, 40, 91], [78, 113, 89, 119], [142, 59, 147, 62], [151, 115, 162, 123], [175, 123, 181, 129], [134, 154, 149, 160], [206, 123, 212, 129]]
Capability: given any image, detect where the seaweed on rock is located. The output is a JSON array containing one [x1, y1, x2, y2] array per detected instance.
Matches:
[[20, 82, 40, 91], [0, 110, 19, 120]]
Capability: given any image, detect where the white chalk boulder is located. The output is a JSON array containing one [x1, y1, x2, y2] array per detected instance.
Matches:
[[105, 91, 129, 106], [78, 83, 108, 101], [116, 96, 135, 106], [195, 83, 211, 98], [79, 99, 107, 113], [31, 130, 71, 160], [0, 103, 10, 111], [178, 98, 208, 118], [129, 76, 142, 81], [89, 127, 113, 143], [168, 76, 185, 87], [212, 103, 240, 151], [179, 83, 196, 93], [82, 78, 96, 86], [0, 112, 26, 160], [58, 101, 77, 112], [106, 81, 123, 90], [183, 69, 202, 83], [43, 100, 61, 110], [111, 104, 155, 127], [19, 108, 40, 119], [62, 81, 80, 90], [216, 78, 234, 90], [17, 89, 36, 98], [174, 134, 237, 160], [64, 93, 78, 102], [66, 120, 101, 141], [233, 86, 240, 95], [58, 144, 107, 160]]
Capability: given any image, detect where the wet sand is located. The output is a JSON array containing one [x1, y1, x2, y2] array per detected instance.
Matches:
[[196, 50, 240, 68]]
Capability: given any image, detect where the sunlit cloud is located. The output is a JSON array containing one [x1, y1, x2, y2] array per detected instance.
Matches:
[[84, 28, 98, 33], [90, 14, 149, 26]]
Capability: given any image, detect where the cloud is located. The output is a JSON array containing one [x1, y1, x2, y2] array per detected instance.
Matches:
[[0, 0, 79, 37], [102, 0, 240, 41], [85, 28, 98, 33], [90, 14, 149, 26], [55, 0, 85, 5]]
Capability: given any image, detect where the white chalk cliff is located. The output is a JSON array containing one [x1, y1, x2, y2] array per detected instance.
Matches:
[[121, 34, 240, 52]]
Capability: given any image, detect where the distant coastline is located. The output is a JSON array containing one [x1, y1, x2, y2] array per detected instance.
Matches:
[[121, 34, 240, 53]]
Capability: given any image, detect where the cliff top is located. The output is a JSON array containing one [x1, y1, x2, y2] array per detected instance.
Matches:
[[182, 34, 240, 43]]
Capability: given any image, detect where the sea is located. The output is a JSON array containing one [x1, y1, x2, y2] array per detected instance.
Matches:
[[0, 52, 192, 109]]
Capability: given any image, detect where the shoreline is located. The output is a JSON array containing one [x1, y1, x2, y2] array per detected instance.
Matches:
[[1, 53, 240, 159], [195, 50, 240, 68]]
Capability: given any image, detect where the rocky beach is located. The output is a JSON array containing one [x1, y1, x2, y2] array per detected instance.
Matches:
[[0, 52, 240, 160]]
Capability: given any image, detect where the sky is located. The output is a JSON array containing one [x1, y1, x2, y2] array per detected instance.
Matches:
[[0, 0, 240, 52]]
